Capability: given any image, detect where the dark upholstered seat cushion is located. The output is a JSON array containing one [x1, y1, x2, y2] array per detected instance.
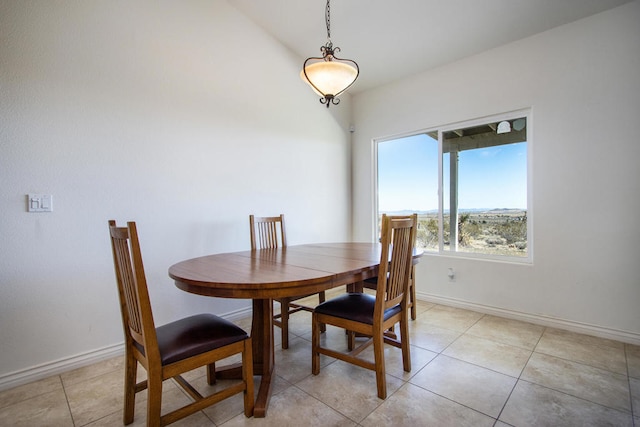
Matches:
[[314, 293, 401, 325], [156, 314, 248, 365]]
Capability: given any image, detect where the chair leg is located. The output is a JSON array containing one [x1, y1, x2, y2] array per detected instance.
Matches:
[[311, 313, 321, 375], [347, 330, 355, 351], [373, 330, 387, 399], [318, 292, 326, 333], [280, 299, 290, 349], [123, 351, 137, 425], [146, 375, 163, 427], [410, 266, 417, 320], [241, 339, 254, 417], [400, 317, 411, 372], [206, 362, 216, 385]]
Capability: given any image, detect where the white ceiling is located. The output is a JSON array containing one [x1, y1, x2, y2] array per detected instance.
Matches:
[[228, 0, 632, 94]]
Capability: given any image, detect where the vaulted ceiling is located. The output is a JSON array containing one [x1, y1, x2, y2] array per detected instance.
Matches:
[[229, 0, 632, 94]]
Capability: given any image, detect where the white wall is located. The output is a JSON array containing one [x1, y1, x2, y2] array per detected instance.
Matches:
[[0, 0, 352, 386], [352, 2, 640, 342]]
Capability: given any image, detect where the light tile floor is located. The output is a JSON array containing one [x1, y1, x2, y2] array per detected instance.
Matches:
[[1, 292, 639, 426]]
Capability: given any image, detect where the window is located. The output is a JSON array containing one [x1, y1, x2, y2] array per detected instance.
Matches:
[[376, 110, 530, 261], [377, 133, 440, 250]]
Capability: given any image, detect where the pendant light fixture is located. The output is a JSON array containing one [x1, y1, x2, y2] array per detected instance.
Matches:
[[301, 0, 359, 108]]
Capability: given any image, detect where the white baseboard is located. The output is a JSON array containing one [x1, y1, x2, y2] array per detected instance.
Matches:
[[0, 306, 253, 393], [0, 343, 125, 392], [418, 292, 640, 346]]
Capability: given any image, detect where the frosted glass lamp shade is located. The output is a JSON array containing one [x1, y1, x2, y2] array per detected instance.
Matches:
[[301, 60, 358, 98]]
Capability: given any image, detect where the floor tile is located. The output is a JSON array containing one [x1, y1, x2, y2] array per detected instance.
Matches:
[[342, 330, 437, 381], [363, 344, 437, 381], [361, 382, 495, 427], [443, 333, 532, 377], [232, 316, 253, 333], [413, 299, 436, 314], [500, 380, 633, 427], [410, 355, 516, 418], [220, 386, 355, 427], [408, 320, 461, 353], [191, 376, 250, 425], [300, 323, 349, 347], [521, 352, 631, 412], [0, 389, 74, 427], [65, 367, 145, 426], [466, 314, 544, 350], [630, 377, 639, 420], [281, 309, 314, 339], [263, 373, 297, 400], [626, 343, 640, 379], [419, 305, 484, 332], [539, 327, 625, 350], [60, 355, 124, 387], [296, 359, 403, 423], [154, 362, 252, 425], [0, 375, 63, 409], [300, 325, 364, 370], [273, 335, 318, 384], [536, 328, 627, 374], [84, 384, 215, 426]]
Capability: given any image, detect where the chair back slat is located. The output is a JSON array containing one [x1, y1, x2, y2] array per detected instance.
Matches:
[[109, 221, 157, 357], [250, 214, 286, 250], [376, 214, 417, 315], [113, 235, 143, 340]]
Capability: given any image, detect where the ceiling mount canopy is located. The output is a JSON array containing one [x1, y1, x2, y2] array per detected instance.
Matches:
[[301, 0, 359, 108]]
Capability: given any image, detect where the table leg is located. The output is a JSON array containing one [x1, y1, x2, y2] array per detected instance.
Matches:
[[250, 298, 274, 417], [210, 298, 274, 417], [347, 280, 365, 293]]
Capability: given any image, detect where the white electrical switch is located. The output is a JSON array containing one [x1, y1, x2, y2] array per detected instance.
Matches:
[[27, 194, 53, 212]]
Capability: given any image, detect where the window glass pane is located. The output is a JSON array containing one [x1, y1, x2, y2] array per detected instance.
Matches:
[[377, 133, 439, 251], [443, 118, 528, 257]]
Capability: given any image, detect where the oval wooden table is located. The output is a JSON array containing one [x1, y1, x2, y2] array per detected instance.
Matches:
[[168, 242, 422, 417]]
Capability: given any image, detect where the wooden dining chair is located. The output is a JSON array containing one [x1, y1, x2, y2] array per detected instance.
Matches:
[[249, 214, 325, 349], [108, 220, 254, 426], [362, 214, 418, 320], [311, 214, 417, 399], [363, 266, 416, 319]]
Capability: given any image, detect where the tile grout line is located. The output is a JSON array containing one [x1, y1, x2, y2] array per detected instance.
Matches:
[[59, 374, 77, 427], [625, 345, 637, 427], [492, 325, 548, 424]]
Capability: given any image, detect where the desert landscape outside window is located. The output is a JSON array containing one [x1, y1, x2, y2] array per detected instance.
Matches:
[[376, 110, 531, 262]]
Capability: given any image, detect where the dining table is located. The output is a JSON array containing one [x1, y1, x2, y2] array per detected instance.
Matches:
[[168, 242, 422, 417]]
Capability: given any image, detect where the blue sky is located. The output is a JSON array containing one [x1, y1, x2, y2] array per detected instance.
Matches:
[[378, 133, 527, 212]]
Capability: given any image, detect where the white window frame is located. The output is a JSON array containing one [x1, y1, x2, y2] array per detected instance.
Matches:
[[373, 108, 533, 264]]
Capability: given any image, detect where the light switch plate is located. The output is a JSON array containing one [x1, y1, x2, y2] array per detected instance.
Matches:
[[27, 194, 53, 212]]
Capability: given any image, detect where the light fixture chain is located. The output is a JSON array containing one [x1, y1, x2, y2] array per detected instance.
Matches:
[[325, 0, 331, 41], [302, 0, 359, 108]]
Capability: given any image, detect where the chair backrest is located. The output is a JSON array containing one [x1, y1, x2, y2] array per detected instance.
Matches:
[[249, 214, 287, 250], [375, 214, 417, 316], [108, 220, 159, 361]]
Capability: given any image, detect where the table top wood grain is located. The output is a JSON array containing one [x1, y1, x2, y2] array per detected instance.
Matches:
[[169, 242, 387, 299]]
